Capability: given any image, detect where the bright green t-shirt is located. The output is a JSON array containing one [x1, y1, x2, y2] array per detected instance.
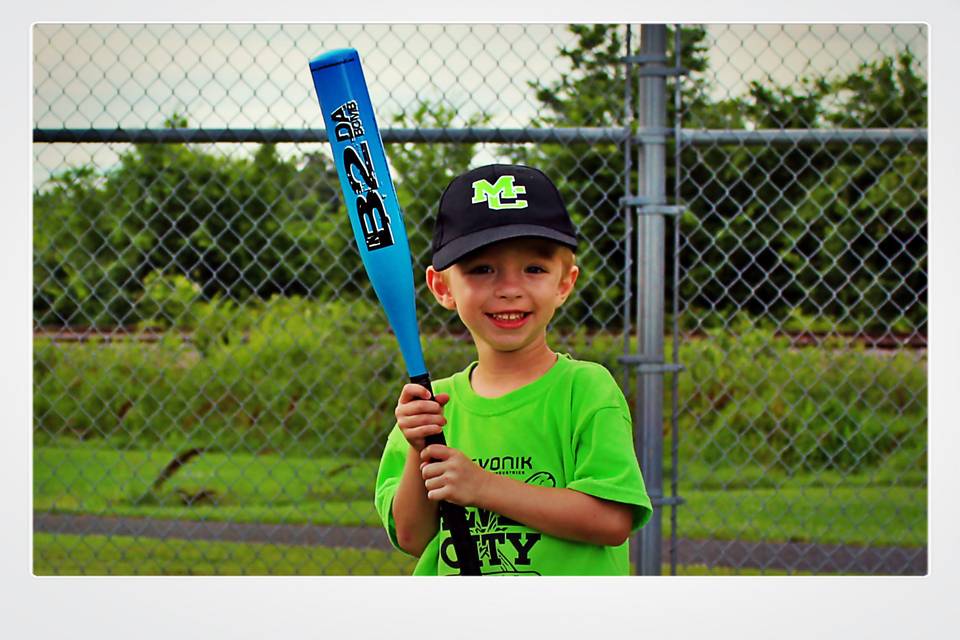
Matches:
[[374, 353, 653, 576]]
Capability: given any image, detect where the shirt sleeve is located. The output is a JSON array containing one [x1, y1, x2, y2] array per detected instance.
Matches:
[[373, 424, 413, 553], [565, 375, 653, 532]]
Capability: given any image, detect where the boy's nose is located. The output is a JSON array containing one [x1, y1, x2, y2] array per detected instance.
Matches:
[[493, 271, 524, 298], [495, 288, 522, 300]]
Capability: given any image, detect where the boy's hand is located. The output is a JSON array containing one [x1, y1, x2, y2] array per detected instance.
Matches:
[[420, 445, 491, 507], [395, 384, 449, 452]]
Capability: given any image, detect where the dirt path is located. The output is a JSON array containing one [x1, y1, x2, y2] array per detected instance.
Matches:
[[34, 512, 926, 575]]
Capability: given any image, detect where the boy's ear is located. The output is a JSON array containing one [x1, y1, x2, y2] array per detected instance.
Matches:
[[556, 265, 580, 305], [426, 266, 457, 310]]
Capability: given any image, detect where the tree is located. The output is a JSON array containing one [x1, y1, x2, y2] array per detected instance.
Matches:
[[33, 116, 350, 327], [513, 25, 715, 330], [519, 25, 926, 334], [679, 51, 926, 333]]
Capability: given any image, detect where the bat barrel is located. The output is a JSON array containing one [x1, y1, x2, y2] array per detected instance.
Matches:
[[308, 48, 428, 379]]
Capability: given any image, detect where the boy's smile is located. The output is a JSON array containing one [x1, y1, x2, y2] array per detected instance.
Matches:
[[486, 311, 532, 330]]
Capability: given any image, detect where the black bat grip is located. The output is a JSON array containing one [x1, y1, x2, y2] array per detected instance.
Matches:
[[410, 373, 447, 449], [409, 372, 482, 576]]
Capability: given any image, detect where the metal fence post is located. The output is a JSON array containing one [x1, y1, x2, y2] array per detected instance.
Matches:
[[635, 24, 668, 576]]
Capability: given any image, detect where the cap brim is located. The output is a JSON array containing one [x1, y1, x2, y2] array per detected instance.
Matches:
[[431, 224, 578, 271]]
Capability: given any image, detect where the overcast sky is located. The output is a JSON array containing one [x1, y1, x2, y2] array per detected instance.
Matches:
[[32, 23, 927, 187]]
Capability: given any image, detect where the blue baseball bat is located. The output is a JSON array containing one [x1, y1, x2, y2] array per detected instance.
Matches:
[[308, 48, 481, 575]]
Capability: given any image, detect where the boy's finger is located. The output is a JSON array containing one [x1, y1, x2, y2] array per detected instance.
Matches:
[[397, 384, 417, 403], [434, 393, 450, 406], [399, 415, 445, 431], [420, 462, 443, 480], [397, 399, 445, 416], [398, 383, 433, 403], [405, 425, 444, 443], [420, 444, 450, 462]]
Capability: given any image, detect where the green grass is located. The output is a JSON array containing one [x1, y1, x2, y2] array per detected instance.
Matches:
[[33, 533, 417, 576], [32, 320, 927, 575], [32, 534, 819, 576], [675, 486, 926, 547], [33, 443, 379, 526], [34, 442, 927, 548]]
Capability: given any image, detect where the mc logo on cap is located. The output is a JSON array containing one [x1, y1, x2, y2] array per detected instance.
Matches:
[[431, 164, 577, 271], [471, 176, 528, 210]]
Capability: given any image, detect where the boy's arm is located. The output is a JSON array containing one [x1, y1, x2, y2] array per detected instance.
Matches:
[[392, 445, 440, 556], [390, 383, 450, 556], [478, 473, 634, 547], [420, 445, 633, 547]]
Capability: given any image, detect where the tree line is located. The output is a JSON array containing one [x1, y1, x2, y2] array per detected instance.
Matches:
[[33, 26, 927, 334]]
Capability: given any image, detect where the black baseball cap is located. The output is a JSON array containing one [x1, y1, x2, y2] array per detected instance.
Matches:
[[431, 164, 578, 271]]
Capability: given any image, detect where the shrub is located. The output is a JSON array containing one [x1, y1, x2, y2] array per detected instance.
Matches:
[[33, 302, 927, 473]]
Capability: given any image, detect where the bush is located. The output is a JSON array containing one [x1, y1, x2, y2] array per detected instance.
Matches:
[[676, 325, 926, 474], [33, 301, 927, 473]]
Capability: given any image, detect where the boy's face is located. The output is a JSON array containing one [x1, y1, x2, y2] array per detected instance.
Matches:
[[426, 238, 579, 356]]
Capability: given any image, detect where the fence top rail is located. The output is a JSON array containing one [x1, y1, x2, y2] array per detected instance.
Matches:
[[31, 127, 628, 144], [33, 127, 927, 145], [680, 128, 927, 145]]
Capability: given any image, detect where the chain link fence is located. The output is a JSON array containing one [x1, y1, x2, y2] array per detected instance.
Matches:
[[674, 24, 927, 575], [32, 23, 927, 575]]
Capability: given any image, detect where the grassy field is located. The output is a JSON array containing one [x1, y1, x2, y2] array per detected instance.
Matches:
[[33, 533, 417, 576], [33, 320, 926, 576], [34, 442, 927, 548], [32, 533, 820, 576]]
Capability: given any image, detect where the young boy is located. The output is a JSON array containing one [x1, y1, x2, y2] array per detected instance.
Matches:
[[374, 164, 652, 576]]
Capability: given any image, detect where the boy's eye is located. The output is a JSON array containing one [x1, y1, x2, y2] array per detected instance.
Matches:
[[467, 265, 493, 274], [463, 263, 548, 275]]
